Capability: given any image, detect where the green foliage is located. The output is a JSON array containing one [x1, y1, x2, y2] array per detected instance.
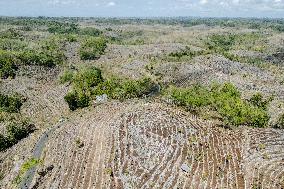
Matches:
[[249, 93, 272, 110], [48, 22, 79, 34], [0, 52, 17, 78], [0, 121, 35, 152], [168, 84, 212, 110], [59, 69, 74, 84], [79, 37, 107, 60], [79, 27, 102, 37], [13, 158, 41, 185], [73, 67, 103, 90], [166, 82, 270, 128], [64, 67, 154, 110], [93, 77, 154, 100], [64, 67, 103, 110], [207, 34, 237, 52], [64, 91, 91, 111], [0, 93, 22, 113], [64, 34, 78, 42], [0, 39, 27, 51], [0, 28, 23, 40], [16, 50, 64, 67], [165, 46, 207, 62], [207, 33, 263, 53], [274, 113, 284, 129]]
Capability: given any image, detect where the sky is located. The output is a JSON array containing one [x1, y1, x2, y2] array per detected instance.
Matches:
[[0, 0, 283, 18]]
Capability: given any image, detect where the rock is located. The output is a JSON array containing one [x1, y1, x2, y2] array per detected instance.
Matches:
[[95, 94, 108, 103], [181, 163, 191, 173]]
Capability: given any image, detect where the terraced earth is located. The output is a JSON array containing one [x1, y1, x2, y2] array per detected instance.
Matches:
[[0, 17, 284, 189], [3, 101, 278, 189]]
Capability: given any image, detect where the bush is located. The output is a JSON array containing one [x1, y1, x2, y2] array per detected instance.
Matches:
[[0, 28, 23, 40], [64, 91, 91, 111], [0, 39, 27, 51], [113, 78, 153, 100], [207, 34, 237, 52], [59, 69, 74, 84], [168, 84, 212, 110], [0, 122, 35, 152], [165, 82, 270, 128], [0, 93, 22, 113], [79, 37, 107, 60], [64, 67, 103, 110], [64, 67, 155, 110], [0, 51, 18, 78], [274, 113, 284, 129], [73, 67, 103, 90], [48, 22, 79, 34], [16, 48, 65, 67], [79, 27, 102, 37], [165, 46, 207, 62]]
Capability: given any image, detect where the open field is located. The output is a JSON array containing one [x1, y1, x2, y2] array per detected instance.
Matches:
[[0, 17, 284, 189]]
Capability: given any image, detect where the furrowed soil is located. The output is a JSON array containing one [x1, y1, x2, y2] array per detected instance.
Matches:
[[0, 19, 284, 189]]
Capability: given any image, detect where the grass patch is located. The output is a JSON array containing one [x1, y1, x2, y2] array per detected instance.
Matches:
[[13, 158, 41, 185], [165, 82, 271, 128]]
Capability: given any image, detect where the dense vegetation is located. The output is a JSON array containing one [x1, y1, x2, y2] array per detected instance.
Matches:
[[0, 121, 35, 152], [63, 67, 154, 110], [79, 37, 107, 60], [165, 82, 271, 128], [0, 93, 22, 113], [0, 32, 66, 78], [205, 33, 268, 65], [165, 46, 208, 62]]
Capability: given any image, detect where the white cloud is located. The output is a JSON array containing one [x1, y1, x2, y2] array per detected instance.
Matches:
[[107, 1, 116, 6], [200, 0, 208, 5]]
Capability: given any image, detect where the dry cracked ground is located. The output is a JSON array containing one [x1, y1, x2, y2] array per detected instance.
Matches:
[[1, 19, 284, 189]]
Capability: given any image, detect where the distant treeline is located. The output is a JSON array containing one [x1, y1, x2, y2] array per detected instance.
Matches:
[[0, 16, 283, 32]]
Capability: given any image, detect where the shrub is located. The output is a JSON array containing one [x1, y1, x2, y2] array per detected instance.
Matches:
[[274, 113, 284, 129], [0, 134, 9, 151], [73, 67, 103, 90], [64, 67, 103, 110], [165, 46, 207, 62], [59, 69, 74, 84], [0, 51, 18, 78], [16, 49, 65, 67], [207, 34, 237, 52], [48, 22, 79, 34], [0, 122, 35, 152], [64, 91, 91, 111], [64, 67, 155, 110], [112, 78, 153, 100], [79, 27, 102, 37], [0, 39, 27, 51], [0, 28, 23, 39], [249, 93, 272, 110], [168, 84, 212, 110], [79, 37, 107, 60], [165, 82, 270, 128], [0, 93, 22, 113]]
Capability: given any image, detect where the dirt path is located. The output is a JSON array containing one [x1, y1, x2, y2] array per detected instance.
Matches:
[[18, 120, 66, 189]]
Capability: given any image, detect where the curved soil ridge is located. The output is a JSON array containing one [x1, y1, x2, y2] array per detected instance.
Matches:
[[24, 100, 284, 189]]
